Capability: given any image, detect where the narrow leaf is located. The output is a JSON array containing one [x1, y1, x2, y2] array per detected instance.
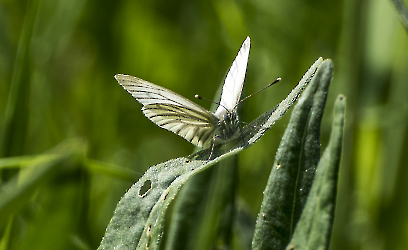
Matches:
[[286, 95, 346, 250], [252, 59, 334, 250]]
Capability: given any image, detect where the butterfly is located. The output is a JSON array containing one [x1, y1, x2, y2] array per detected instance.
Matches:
[[115, 37, 272, 151]]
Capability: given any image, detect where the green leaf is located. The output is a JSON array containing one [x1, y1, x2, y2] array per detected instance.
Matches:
[[97, 58, 324, 250], [164, 155, 238, 250], [252, 59, 335, 250], [97, 154, 238, 250], [286, 95, 345, 250]]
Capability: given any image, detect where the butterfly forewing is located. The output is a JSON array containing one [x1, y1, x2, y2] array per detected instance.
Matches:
[[214, 36, 250, 118], [115, 74, 218, 148], [115, 75, 208, 110]]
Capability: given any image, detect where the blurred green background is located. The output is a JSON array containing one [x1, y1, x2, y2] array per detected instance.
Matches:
[[1, 0, 408, 249]]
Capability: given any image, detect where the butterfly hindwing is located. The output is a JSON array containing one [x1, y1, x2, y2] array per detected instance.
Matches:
[[143, 104, 217, 148]]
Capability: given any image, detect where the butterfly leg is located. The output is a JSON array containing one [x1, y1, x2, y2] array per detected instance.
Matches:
[[208, 135, 220, 160], [208, 139, 215, 161]]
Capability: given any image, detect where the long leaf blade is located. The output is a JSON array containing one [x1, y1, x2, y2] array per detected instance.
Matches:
[[286, 94, 345, 250], [252, 59, 334, 250]]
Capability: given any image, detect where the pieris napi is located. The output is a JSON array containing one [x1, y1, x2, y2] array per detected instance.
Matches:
[[115, 37, 279, 150]]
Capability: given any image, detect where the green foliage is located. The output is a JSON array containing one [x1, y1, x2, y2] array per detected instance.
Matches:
[[0, 139, 87, 229], [1, 0, 407, 249]]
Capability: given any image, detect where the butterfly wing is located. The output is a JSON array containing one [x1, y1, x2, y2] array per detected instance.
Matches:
[[214, 36, 250, 118], [115, 74, 218, 148]]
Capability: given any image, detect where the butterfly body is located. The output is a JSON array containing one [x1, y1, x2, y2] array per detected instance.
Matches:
[[215, 111, 241, 145], [115, 37, 250, 150]]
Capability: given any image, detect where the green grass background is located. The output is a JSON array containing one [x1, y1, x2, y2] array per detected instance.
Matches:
[[1, 0, 407, 249]]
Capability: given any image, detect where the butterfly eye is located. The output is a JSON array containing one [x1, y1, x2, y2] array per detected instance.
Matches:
[[223, 114, 231, 122]]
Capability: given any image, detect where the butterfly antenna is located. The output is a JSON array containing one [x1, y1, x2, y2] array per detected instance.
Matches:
[[195, 94, 229, 111], [235, 78, 281, 108]]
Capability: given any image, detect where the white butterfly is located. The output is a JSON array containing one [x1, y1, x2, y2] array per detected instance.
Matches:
[[115, 37, 252, 149]]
